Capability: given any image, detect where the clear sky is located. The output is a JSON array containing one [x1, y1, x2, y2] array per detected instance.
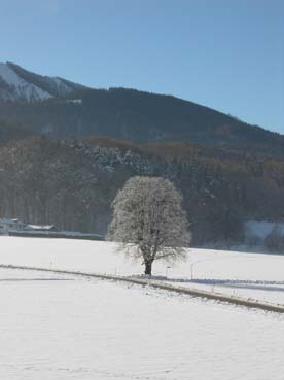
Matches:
[[0, 0, 283, 133]]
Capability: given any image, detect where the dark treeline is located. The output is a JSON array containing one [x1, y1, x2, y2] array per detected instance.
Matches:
[[0, 135, 284, 246]]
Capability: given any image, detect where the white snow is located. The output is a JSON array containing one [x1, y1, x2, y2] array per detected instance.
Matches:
[[26, 224, 55, 231], [0, 62, 51, 102], [0, 63, 24, 87], [0, 266, 283, 380], [50, 77, 76, 96], [66, 98, 82, 104], [0, 237, 283, 305], [0, 237, 284, 379]]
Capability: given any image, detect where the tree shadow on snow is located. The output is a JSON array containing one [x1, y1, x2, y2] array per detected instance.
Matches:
[[166, 277, 284, 293]]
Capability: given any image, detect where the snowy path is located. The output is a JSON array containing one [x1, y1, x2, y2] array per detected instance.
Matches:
[[0, 267, 283, 380], [1, 264, 283, 313]]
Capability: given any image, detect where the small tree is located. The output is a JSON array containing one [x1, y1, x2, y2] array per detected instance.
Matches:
[[107, 176, 190, 275]]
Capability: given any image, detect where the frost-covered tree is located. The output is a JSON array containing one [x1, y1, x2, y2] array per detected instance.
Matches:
[[107, 176, 190, 275]]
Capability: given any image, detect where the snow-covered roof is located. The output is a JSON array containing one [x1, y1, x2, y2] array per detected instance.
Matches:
[[0, 218, 22, 224], [26, 225, 55, 231]]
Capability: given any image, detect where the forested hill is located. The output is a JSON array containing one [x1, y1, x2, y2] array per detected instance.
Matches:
[[0, 136, 284, 245], [0, 63, 283, 154], [1, 63, 284, 247]]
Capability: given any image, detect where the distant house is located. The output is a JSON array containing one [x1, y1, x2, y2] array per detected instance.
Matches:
[[0, 218, 57, 235], [0, 218, 103, 240], [24, 225, 57, 233], [0, 218, 25, 234]]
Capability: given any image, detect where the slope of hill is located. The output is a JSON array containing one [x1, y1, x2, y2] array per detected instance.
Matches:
[[1, 63, 284, 246], [0, 62, 86, 102], [0, 120, 35, 144], [0, 62, 283, 153]]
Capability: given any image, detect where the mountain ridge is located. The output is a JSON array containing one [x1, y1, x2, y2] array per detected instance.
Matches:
[[0, 63, 284, 245], [0, 61, 86, 102], [0, 62, 283, 153]]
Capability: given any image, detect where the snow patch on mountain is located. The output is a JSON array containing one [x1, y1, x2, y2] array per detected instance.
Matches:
[[0, 62, 52, 102], [0, 63, 22, 87], [51, 77, 73, 95]]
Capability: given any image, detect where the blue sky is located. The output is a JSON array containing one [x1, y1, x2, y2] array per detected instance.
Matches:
[[1, 0, 283, 133]]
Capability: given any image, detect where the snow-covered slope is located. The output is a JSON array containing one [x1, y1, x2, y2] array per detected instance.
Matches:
[[0, 63, 51, 102], [0, 62, 85, 102]]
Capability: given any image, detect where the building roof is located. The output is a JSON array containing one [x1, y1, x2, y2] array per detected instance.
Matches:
[[26, 225, 56, 231]]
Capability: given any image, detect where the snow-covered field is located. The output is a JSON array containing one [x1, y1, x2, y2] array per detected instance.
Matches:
[[0, 265, 283, 380], [0, 237, 284, 379], [0, 237, 283, 305]]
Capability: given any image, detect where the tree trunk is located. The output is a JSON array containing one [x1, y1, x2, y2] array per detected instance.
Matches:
[[144, 261, 152, 276]]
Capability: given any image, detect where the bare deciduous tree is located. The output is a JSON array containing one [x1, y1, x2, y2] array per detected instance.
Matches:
[[107, 176, 190, 275]]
